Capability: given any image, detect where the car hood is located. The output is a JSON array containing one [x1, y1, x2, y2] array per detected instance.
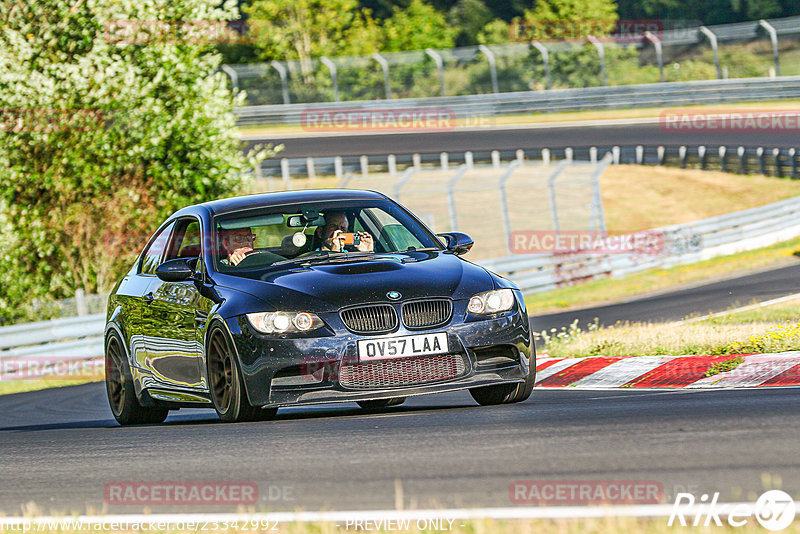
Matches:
[[214, 251, 494, 311]]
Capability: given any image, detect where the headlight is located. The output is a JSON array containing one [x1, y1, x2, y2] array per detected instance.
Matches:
[[467, 289, 515, 315], [246, 311, 324, 334]]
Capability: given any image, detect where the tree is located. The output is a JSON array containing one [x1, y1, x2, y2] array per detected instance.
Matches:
[[732, 0, 782, 19], [0, 0, 274, 324], [478, 19, 513, 45], [381, 0, 456, 52], [448, 0, 494, 46], [522, 0, 619, 40], [244, 0, 382, 79], [516, 0, 619, 88], [616, 0, 787, 25]]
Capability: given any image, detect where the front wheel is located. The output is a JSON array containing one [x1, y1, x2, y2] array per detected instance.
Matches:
[[207, 327, 266, 423], [469, 346, 535, 406], [105, 335, 168, 426], [357, 397, 406, 410]]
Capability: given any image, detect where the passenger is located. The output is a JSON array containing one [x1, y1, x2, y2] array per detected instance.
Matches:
[[315, 211, 374, 252]]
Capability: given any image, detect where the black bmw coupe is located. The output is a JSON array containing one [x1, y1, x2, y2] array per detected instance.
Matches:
[[104, 189, 534, 425]]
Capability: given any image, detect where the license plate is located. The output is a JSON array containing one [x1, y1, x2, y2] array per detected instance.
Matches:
[[358, 332, 449, 361]]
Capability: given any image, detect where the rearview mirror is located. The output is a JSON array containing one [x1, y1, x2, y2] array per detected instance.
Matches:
[[437, 232, 474, 256], [287, 214, 325, 227], [155, 258, 195, 282]]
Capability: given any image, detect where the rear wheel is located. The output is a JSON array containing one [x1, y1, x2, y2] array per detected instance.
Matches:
[[207, 327, 267, 423], [469, 346, 535, 406], [105, 335, 168, 425], [357, 397, 406, 410]]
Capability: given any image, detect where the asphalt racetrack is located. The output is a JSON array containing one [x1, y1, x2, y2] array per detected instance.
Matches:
[[533, 261, 800, 333], [1, 382, 798, 514], [1, 264, 799, 515], [248, 120, 800, 158]]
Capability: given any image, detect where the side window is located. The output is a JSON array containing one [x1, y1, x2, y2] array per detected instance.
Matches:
[[165, 219, 202, 262], [139, 221, 176, 275]]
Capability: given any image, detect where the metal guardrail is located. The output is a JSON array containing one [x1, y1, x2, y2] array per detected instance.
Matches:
[[259, 144, 800, 181], [0, 314, 104, 351], [236, 77, 800, 127], [0, 314, 104, 381], [480, 194, 800, 293], [227, 16, 800, 104]]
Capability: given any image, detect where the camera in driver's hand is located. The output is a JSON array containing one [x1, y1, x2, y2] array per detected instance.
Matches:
[[338, 232, 361, 246]]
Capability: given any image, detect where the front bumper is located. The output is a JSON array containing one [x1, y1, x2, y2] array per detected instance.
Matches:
[[229, 299, 532, 407]]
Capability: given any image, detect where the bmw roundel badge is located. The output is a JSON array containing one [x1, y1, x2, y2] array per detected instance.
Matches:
[[387, 291, 402, 300]]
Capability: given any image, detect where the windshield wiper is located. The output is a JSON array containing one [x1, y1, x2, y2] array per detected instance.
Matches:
[[269, 248, 435, 269], [268, 250, 343, 268], [326, 252, 381, 262]]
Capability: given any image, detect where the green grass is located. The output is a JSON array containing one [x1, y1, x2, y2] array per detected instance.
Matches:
[[705, 356, 745, 377], [695, 297, 800, 324], [538, 292, 800, 359], [0, 377, 100, 396], [525, 236, 800, 314], [540, 319, 800, 358]]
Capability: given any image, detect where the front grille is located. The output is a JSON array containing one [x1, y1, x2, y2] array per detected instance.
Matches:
[[339, 354, 467, 389], [340, 304, 398, 333], [401, 299, 452, 329]]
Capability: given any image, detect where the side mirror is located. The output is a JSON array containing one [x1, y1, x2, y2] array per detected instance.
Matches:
[[437, 232, 474, 256], [155, 258, 195, 282]]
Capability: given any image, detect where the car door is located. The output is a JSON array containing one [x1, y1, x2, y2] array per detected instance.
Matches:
[[124, 221, 176, 375], [144, 218, 205, 390]]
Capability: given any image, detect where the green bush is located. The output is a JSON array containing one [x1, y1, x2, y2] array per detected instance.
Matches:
[[0, 0, 276, 325]]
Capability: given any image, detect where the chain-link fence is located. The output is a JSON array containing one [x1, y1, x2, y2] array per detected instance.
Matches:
[[226, 16, 800, 105], [333, 158, 609, 261]]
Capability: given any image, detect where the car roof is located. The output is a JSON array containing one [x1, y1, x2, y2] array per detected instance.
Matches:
[[174, 189, 389, 218]]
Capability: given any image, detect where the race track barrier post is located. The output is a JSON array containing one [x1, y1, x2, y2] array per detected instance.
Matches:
[[699, 26, 722, 80]]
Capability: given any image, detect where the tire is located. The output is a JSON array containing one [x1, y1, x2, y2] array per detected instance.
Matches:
[[357, 397, 406, 410], [105, 335, 169, 426], [206, 327, 263, 423], [469, 346, 536, 406]]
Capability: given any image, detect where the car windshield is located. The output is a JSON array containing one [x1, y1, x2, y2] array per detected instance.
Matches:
[[213, 199, 442, 276]]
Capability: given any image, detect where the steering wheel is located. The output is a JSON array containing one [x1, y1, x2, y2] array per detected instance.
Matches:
[[233, 249, 283, 268]]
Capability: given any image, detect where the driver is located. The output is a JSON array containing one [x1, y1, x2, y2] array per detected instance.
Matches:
[[219, 227, 256, 266], [315, 211, 373, 252]]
